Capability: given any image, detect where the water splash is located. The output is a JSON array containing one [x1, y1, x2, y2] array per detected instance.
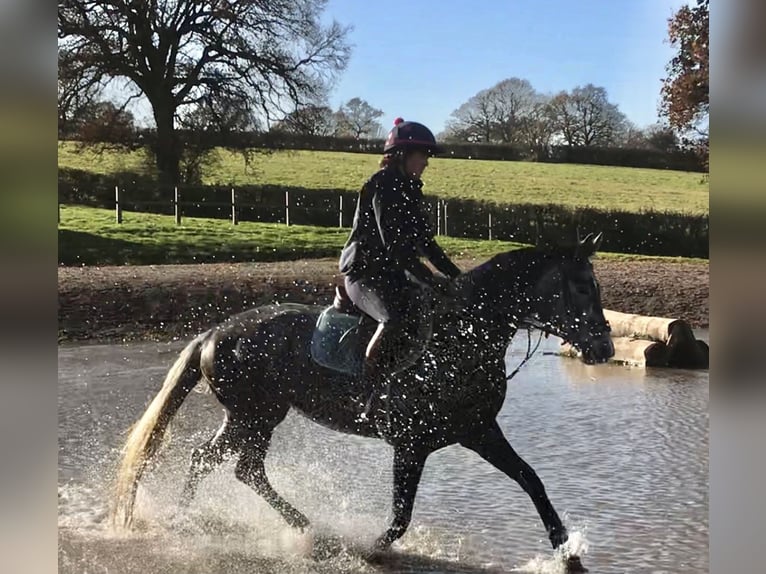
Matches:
[[511, 527, 590, 574]]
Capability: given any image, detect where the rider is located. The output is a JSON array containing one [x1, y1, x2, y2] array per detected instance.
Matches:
[[339, 117, 461, 420]]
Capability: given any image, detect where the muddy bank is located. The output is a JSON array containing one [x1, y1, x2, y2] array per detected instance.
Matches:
[[58, 258, 708, 343]]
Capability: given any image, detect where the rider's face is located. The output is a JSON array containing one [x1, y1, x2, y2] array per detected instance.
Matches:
[[404, 150, 429, 179]]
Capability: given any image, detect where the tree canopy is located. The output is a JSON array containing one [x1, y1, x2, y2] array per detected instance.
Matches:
[[660, 0, 709, 137]]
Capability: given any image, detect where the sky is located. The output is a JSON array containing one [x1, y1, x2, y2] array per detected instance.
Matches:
[[321, 0, 690, 134]]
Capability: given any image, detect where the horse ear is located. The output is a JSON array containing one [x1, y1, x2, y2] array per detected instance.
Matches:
[[576, 232, 600, 258], [591, 231, 603, 252], [576, 232, 593, 257]]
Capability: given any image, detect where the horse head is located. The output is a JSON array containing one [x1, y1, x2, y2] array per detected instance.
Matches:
[[528, 232, 614, 364], [466, 233, 614, 364]]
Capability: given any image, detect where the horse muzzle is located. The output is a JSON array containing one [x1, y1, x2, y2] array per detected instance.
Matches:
[[579, 335, 615, 365]]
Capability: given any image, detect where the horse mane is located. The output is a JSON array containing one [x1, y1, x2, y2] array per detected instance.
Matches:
[[468, 244, 581, 279]]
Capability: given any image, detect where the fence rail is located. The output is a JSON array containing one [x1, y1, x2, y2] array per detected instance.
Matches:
[[108, 186, 479, 237]]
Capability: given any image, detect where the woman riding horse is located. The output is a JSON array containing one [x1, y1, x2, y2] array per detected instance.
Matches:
[[339, 117, 461, 420], [112, 237, 613, 572]]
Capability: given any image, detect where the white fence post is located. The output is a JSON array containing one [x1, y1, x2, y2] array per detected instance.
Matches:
[[488, 211, 493, 240], [231, 188, 238, 225], [174, 186, 181, 224], [285, 190, 290, 226], [115, 185, 122, 223], [338, 195, 343, 227]]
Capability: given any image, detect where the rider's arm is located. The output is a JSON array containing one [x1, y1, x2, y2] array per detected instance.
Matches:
[[418, 234, 461, 278], [371, 186, 439, 287]]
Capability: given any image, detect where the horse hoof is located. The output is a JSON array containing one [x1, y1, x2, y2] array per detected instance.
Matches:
[[566, 555, 588, 572]]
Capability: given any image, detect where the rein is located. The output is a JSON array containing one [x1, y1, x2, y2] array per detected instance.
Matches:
[[506, 327, 544, 381]]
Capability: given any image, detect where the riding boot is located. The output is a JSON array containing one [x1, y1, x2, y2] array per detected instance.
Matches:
[[356, 323, 388, 424], [357, 355, 385, 422]]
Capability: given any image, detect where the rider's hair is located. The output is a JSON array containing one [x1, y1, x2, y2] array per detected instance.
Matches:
[[380, 148, 425, 171], [379, 150, 403, 169]]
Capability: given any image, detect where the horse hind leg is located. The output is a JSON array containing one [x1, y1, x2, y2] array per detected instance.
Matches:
[[234, 425, 310, 530], [179, 414, 240, 507]]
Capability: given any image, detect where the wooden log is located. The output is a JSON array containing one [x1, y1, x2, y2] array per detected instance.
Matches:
[[561, 336, 669, 367], [603, 309, 708, 369], [604, 309, 688, 344]]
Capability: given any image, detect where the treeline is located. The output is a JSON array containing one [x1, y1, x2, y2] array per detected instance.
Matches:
[[58, 168, 709, 259], [61, 128, 706, 172]]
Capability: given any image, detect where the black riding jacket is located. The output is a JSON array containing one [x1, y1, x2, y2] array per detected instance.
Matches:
[[339, 167, 461, 285]]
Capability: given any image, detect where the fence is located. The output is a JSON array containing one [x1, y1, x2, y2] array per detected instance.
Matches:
[[108, 185, 476, 237], [61, 182, 708, 258]]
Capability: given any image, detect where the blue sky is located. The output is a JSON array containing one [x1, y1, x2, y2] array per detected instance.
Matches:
[[322, 0, 688, 134]]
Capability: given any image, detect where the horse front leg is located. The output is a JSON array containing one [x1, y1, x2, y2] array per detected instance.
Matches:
[[460, 421, 569, 550], [373, 444, 429, 552]]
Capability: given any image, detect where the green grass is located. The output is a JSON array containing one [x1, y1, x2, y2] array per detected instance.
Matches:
[[58, 142, 709, 215], [58, 205, 706, 267]]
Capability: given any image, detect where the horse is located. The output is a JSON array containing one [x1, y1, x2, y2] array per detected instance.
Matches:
[[111, 235, 613, 571]]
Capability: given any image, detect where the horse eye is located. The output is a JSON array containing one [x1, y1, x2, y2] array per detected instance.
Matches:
[[574, 284, 590, 296]]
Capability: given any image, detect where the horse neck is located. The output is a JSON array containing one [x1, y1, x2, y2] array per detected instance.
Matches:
[[457, 252, 547, 346]]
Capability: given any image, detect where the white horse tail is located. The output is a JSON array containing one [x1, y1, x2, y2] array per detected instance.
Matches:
[[110, 334, 205, 529]]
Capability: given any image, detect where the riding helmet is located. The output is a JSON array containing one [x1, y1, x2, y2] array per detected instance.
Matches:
[[383, 117, 445, 155]]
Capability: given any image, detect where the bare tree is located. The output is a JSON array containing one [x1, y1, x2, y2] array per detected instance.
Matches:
[[614, 122, 648, 149], [444, 78, 546, 146], [516, 97, 556, 155], [58, 50, 104, 138], [274, 104, 336, 136], [58, 0, 351, 184], [335, 98, 384, 138], [444, 88, 496, 142], [547, 91, 579, 146], [549, 85, 627, 146], [490, 78, 538, 143]]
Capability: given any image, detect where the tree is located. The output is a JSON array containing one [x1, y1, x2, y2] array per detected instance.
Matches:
[[444, 88, 496, 143], [489, 78, 539, 144], [58, 0, 351, 184], [443, 78, 549, 148], [77, 101, 137, 143], [660, 0, 709, 136], [58, 50, 103, 138], [645, 123, 680, 153], [514, 97, 556, 154], [548, 85, 627, 146], [175, 94, 261, 183], [274, 104, 336, 136], [335, 98, 384, 138]]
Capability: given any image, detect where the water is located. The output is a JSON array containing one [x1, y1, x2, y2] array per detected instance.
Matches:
[[58, 333, 709, 573]]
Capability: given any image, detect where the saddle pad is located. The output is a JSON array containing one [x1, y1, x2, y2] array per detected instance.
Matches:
[[310, 306, 366, 375]]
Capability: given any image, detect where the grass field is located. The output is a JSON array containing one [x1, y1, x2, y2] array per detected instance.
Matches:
[[58, 142, 709, 215], [58, 205, 705, 266]]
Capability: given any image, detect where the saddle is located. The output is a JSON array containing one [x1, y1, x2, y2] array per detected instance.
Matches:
[[310, 285, 376, 375]]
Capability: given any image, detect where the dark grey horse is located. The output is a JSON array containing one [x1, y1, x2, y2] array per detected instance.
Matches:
[[112, 237, 613, 571]]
